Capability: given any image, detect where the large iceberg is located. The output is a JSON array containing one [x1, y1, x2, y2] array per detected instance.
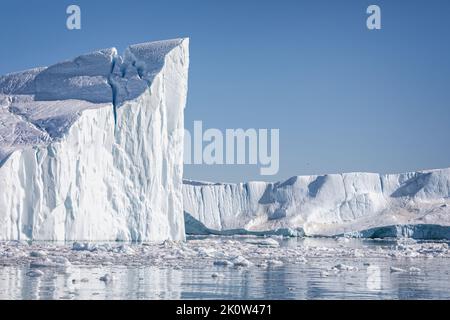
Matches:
[[0, 39, 189, 241], [183, 168, 450, 239]]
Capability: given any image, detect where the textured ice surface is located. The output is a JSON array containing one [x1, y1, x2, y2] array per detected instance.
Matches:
[[0, 237, 449, 269], [183, 168, 450, 239], [0, 38, 189, 241], [1, 237, 450, 299]]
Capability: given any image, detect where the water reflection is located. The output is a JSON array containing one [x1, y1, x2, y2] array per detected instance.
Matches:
[[366, 265, 382, 291], [1, 239, 450, 300]]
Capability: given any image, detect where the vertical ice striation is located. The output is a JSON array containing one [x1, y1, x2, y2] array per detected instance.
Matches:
[[183, 168, 450, 237], [0, 38, 189, 241]]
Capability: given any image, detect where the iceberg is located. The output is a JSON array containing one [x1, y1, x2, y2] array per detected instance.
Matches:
[[183, 168, 450, 239], [0, 38, 189, 241]]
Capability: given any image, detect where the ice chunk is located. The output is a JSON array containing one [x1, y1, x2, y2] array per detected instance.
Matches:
[[30, 251, 47, 258], [99, 274, 113, 283], [213, 260, 233, 267], [245, 238, 280, 247], [0, 38, 189, 242], [26, 270, 44, 277], [390, 266, 406, 273], [231, 256, 252, 268], [333, 264, 358, 272]]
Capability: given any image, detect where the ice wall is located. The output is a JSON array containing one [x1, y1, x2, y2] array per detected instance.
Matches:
[[0, 39, 189, 241], [183, 168, 450, 237]]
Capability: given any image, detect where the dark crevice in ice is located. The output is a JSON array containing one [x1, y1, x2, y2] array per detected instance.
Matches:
[[107, 56, 119, 129]]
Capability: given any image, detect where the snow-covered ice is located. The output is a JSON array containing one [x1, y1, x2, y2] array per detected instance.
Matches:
[[183, 168, 450, 239], [0, 39, 189, 242]]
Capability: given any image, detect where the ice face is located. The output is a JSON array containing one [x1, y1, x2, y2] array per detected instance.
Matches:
[[0, 38, 189, 241], [183, 167, 450, 238]]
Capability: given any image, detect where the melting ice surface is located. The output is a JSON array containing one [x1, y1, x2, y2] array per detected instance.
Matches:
[[1, 236, 450, 300]]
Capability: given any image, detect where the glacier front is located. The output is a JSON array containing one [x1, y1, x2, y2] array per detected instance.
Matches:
[[183, 167, 450, 239], [0, 38, 189, 241]]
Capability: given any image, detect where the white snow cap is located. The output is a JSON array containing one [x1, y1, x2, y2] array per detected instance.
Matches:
[[0, 38, 187, 164]]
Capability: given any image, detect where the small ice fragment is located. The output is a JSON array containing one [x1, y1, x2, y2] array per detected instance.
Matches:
[[99, 274, 113, 283], [390, 266, 406, 273], [231, 256, 253, 268], [26, 270, 44, 277], [256, 262, 268, 268], [52, 256, 72, 267], [409, 267, 421, 274], [267, 259, 284, 267], [213, 260, 233, 267], [320, 271, 330, 277], [30, 256, 71, 268], [211, 273, 224, 278], [30, 259, 55, 268], [30, 251, 47, 258], [72, 242, 95, 252], [246, 238, 280, 247], [353, 250, 364, 258], [296, 257, 308, 264], [117, 245, 135, 255], [333, 264, 358, 272]]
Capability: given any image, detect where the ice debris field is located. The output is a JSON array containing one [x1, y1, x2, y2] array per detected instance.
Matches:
[[2, 236, 450, 299], [1, 236, 449, 271]]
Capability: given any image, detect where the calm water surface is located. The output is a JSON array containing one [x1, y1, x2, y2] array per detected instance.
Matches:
[[1, 237, 449, 300]]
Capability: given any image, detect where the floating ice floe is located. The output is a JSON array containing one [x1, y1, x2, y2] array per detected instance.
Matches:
[[332, 264, 359, 272], [30, 256, 71, 269], [213, 260, 233, 267], [245, 238, 280, 247], [390, 266, 406, 273], [231, 256, 253, 268], [30, 251, 47, 258], [26, 270, 44, 278], [409, 267, 421, 274], [211, 273, 224, 278], [267, 259, 284, 267], [99, 274, 113, 283]]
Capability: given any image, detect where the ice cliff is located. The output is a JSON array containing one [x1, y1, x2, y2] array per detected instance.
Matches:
[[0, 39, 189, 241], [183, 167, 450, 239]]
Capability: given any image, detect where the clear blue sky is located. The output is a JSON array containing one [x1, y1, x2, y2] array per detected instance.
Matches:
[[1, 0, 449, 182]]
